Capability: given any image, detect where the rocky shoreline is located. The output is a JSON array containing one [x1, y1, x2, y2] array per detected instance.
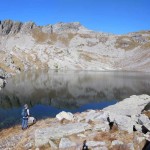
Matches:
[[0, 94, 150, 150]]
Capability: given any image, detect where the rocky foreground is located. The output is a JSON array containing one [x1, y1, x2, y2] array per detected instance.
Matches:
[[0, 95, 150, 150]]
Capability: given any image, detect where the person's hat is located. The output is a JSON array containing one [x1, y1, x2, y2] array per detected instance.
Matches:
[[24, 104, 28, 108]]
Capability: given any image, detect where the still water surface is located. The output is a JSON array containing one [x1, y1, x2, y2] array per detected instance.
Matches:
[[0, 70, 150, 129]]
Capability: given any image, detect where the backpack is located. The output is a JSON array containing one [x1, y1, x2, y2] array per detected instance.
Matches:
[[21, 108, 28, 117]]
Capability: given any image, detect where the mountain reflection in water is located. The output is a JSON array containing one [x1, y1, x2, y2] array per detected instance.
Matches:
[[0, 70, 150, 129]]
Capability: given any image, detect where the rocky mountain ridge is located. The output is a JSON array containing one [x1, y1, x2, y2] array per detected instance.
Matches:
[[0, 20, 150, 77], [0, 20, 87, 35]]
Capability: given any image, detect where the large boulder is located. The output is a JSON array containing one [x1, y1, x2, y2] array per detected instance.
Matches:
[[138, 114, 150, 125], [59, 138, 76, 149], [108, 112, 136, 133], [85, 110, 108, 123], [56, 111, 75, 121], [103, 95, 150, 116], [28, 116, 36, 126], [35, 123, 91, 147], [86, 141, 106, 147]]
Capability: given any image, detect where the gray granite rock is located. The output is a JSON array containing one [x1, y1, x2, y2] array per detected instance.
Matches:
[[93, 111, 109, 122], [92, 147, 108, 150], [20, 22, 36, 33], [131, 114, 139, 123], [144, 122, 150, 131], [103, 95, 150, 116], [42, 25, 53, 33], [109, 113, 135, 133], [85, 110, 97, 122], [134, 124, 142, 132], [138, 114, 150, 125], [0, 20, 23, 35], [35, 123, 91, 147], [56, 111, 75, 121], [85, 110, 108, 123], [86, 141, 106, 147], [10, 22, 23, 34], [59, 138, 76, 149], [49, 140, 58, 149], [93, 123, 110, 132], [111, 140, 123, 146], [77, 133, 86, 138], [53, 22, 82, 33]]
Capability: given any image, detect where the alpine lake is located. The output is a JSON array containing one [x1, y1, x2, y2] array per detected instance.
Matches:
[[0, 70, 150, 130]]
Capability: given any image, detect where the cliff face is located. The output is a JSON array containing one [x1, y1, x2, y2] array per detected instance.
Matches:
[[0, 20, 150, 76]]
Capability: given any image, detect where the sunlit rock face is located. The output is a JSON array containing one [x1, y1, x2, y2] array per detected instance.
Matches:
[[0, 20, 150, 77]]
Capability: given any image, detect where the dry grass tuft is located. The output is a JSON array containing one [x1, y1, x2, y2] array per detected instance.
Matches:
[[58, 33, 75, 46], [110, 124, 118, 133], [60, 118, 71, 124], [115, 36, 139, 51], [0, 51, 6, 61], [98, 36, 108, 43], [0, 125, 20, 139], [0, 63, 15, 73], [94, 132, 117, 142], [12, 55, 24, 71], [39, 143, 51, 150], [79, 34, 91, 39], [141, 42, 150, 49], [143, 111, 150, 118], [88, 120, 95, 125], [32, 29, 76, 46], [49, 33, 57, 42], [80, 53, 95, 62], [110, 144, 132, 150], [33, 56, 47, 69], [32, 28, 49, 43], [26, 53, 34, 63]]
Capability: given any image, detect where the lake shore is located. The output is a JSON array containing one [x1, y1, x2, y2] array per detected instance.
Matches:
[[0, 94, 150, 150]]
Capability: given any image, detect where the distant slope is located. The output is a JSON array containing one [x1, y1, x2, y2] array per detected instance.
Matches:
[[0, 20, 150, 76]]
